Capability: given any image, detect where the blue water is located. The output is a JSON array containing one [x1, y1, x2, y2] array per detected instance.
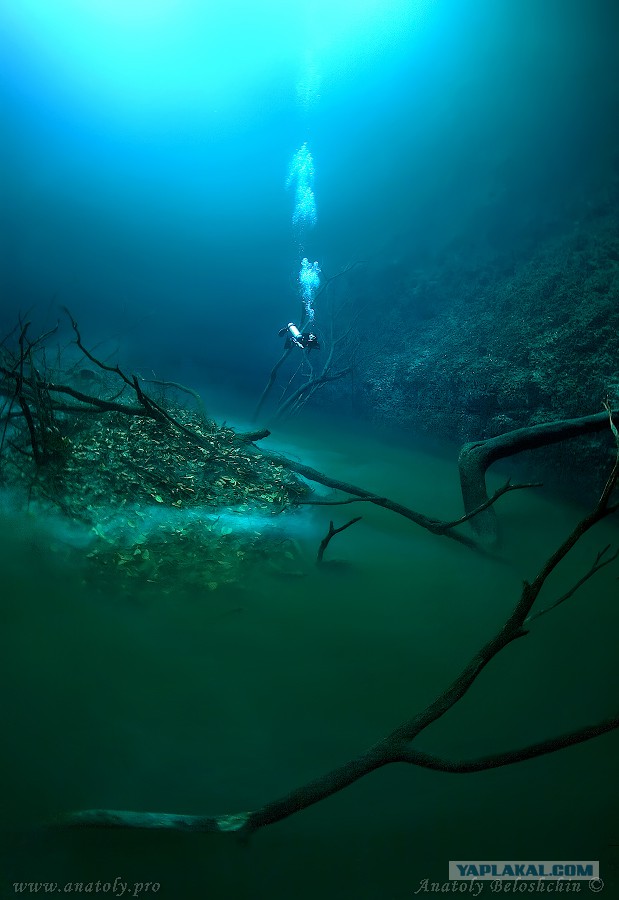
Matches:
[[3, 0, 618, 391], [1, 1, 618, 896]]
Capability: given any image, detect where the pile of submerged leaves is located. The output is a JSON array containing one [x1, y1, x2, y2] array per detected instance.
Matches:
[[37, 405, 309, 593], [85, 511, 304, 596], [61, 407, 307, 514]]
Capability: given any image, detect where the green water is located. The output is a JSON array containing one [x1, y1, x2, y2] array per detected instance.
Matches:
[[1, 419, 618, 898]]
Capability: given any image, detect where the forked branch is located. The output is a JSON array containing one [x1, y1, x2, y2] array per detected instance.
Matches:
[[316, 516, 362, 564], [59, 410, 619, 838]]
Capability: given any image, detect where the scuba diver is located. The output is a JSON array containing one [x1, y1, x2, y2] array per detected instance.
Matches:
[[278, 322, 320, 351]]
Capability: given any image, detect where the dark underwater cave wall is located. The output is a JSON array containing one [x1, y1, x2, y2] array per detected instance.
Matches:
[[316, 203, 619, 503]]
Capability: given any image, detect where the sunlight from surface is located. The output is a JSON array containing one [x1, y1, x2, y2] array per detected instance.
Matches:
[[0, 0, 436, 118]]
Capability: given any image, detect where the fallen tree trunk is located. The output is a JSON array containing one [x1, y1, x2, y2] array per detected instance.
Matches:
[[458, 409, 617, 545], [60, 409, 619, 836], [257, 446, 537, 553], [61, 715, 619, 836], [3, 316, 616, 842], [0, 316, 526, 555]]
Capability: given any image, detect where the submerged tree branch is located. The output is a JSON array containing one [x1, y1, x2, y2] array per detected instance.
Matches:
[[316, 516, 362, 564], [3, 316, 617, 840], [441, 479, 543, 530], [60, 413, 619, 838], [458, 408, 619, 545], [258, 448, 494, 551]]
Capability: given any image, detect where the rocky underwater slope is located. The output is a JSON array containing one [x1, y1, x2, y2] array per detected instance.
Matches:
[[342, 210, 619, 501]]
